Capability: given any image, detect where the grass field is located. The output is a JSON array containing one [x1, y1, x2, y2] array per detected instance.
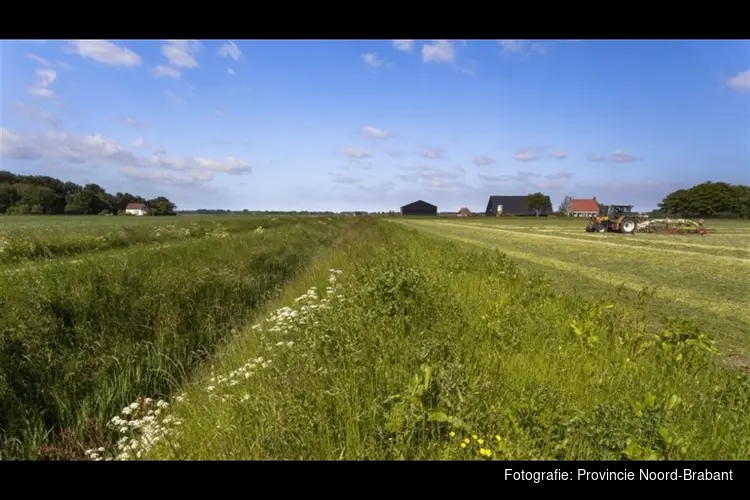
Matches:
[[2, 214, 749, 460], [0, 214, 359, 459], [396, 217, 750, 366]]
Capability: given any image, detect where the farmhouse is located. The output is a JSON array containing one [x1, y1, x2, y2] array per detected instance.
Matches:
[[570, 197, 599, 217], [125, 203, 148, 216], [400, 200, 437, 216], [485, 195, 552, 216], [457, 207, 471, 217]]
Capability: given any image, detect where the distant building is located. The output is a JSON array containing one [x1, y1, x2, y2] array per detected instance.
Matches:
[[457, 207, 471, 217], [125, 203, 148, 216], [400, 200, 438, 216], [485, 195, 552, 216], [570, 198, 599, 217]]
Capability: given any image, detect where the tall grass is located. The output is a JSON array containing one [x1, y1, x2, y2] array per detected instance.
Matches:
[[123, 221, 749, 460], [0, 217, 355, 459], [0, 216, 302, 264]]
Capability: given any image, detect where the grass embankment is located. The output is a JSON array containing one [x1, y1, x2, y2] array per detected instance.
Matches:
[[398, 219, 750, 364], [0, 217, 356, 459], [99, 220, 749, 460]]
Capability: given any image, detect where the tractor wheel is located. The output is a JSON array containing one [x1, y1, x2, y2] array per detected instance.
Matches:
[[585, 223, 594, 232], [595, 224, 607, 233], [619, 218, 636, 234]]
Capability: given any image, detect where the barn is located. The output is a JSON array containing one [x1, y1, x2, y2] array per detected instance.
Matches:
[[485, 195, 552, 216], [400, 200, 438, 216]]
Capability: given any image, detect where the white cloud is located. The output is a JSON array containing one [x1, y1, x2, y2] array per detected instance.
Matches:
[[215, 109, 225, 116], [393, 40, 415, 52], [66, 40, 141, 66], [119, 117, 141, 129], [342, 147, 372, 159], [419, 147, 444, 160], [545, 170, 574, 180], [11, 101, 60, 128], [499, 40, 546, 56], [26, 53, 50, 65], [132, 137, 145, 147], [154, 64, 181, 79], [386, 149, 403, 157], [228, 68, 236, 76], [332, 174, 362, 185], [553, 150, 568, 160], [161, 40, 202, 68], [164, 90, 185, 105], [422, 40, 455, 64], [588, 150, 640, 163], [727, 69, 750, 93], [400, 165, 464, 188], [472, 155, 495, 166], [1, 127, 251, 185], [29, 68, 56, 99], [362, 52, 384, 68], [217, 41, 242, 61], [362, 126, 389, 138], [513, 150, 537, 162]]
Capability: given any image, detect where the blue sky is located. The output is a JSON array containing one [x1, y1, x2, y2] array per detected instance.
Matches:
[[1, 39, 748, 212]]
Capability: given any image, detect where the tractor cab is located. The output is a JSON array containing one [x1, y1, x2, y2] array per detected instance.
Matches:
[[599, 204, 633, 218]]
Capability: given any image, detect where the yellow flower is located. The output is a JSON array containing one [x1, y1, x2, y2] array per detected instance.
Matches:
[[495, 435, 502, 441], [478, 439, 484, 445], [460, 443, 467, 448], [463, 438, 470, 444], [449, 431, 455, 437], [485, 449, 492, 457], [472, 434, 478, 440]]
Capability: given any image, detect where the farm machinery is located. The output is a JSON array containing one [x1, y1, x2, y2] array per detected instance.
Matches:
[[584, 204, 639, 234], [635, 218, 709, 235], [584, 204, 710, 235]]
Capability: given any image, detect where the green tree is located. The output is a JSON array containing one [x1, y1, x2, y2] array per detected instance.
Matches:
[[527, 192, 552, 217], [146, 196, 177, 216], [558, 195, 573, 216], [658, 181, 750, 218]]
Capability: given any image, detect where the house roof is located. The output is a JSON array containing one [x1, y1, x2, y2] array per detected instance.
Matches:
[[570, 199, 599, 212], [486, 195, 552, 214], [126, 203, 147, 210], [401, 200, 437, 210]]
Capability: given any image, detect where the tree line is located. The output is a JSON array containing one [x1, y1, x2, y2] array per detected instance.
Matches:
[[0, 171, 177, 216], [657, 181, 750, 218]]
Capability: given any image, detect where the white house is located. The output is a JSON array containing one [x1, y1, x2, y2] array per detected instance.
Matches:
[[125, 202, 148, 216]]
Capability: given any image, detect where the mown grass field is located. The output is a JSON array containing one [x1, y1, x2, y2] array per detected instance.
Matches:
[[397, 216, 750, 366], [2, 214, 749, 460]]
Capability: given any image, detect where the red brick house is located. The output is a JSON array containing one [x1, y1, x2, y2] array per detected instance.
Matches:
[[570, 198, 599, 217]]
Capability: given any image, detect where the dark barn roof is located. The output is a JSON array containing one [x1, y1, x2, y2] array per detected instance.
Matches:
[[485, 195, 552, 216], [401, 199, 437, 215]]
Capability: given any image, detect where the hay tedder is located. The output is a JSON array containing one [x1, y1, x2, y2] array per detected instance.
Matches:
[[585, 204, 710, 235]]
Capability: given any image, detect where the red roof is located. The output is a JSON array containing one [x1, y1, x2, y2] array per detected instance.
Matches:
[[571, 199, 599, 212], [126, 203, 147, 210]]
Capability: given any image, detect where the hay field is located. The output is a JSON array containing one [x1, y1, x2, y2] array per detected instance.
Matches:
[[396, 217, 750, 365]]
